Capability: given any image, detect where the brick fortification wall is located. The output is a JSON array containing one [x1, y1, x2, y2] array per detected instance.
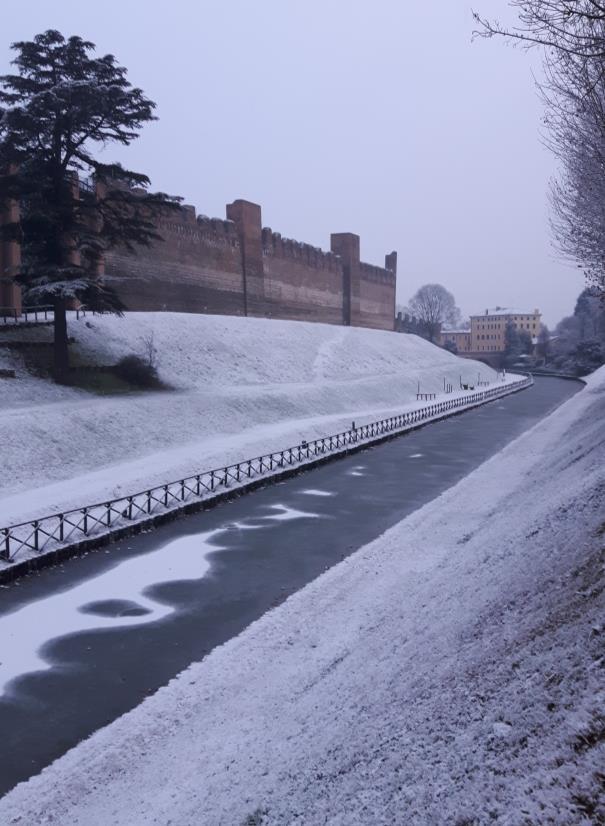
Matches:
[[395, 311, 436, 341], [1, 188, 397, 331], [104, 206, 245, 316], [105, 199, 397, 331], [360, 256, 397, 330], [262, 229, 344, 325]]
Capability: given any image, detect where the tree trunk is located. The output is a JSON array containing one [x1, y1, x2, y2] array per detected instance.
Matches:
[[53, 297, 69, 378]]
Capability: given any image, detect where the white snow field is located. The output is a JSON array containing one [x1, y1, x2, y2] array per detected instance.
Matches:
[[0, 371, 602, 824], [0, 312, 500, 529]]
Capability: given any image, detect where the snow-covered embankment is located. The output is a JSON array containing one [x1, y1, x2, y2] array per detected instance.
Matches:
[[0, 313, 501, 528], [0, 373, 602, 823]]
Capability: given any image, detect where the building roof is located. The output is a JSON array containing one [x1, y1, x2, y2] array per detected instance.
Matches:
[[471, 307, 540, 318], [441, 329, 471, 335]]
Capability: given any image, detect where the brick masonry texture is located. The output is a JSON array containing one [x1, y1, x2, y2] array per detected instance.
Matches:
[[0, 191, 397, 331], [104, 199, 397, 330]]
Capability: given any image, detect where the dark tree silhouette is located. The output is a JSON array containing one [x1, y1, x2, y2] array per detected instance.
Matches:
[[0, 30, 181, 375]]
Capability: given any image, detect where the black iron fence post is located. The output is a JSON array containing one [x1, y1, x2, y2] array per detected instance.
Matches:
[[0, 377, 532, 564]]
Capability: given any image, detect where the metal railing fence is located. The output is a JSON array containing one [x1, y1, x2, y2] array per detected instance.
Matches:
[[0, 306, 88, 325], [1, 375, 533, 563], [1, 305, 53, 324]]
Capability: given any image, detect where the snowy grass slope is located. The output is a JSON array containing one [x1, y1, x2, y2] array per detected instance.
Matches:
[[0, 374, 602, 824], [0, 313, 500, 527]]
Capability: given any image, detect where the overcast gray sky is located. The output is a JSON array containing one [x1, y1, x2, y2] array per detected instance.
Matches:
[[3, 0, 585, 327]]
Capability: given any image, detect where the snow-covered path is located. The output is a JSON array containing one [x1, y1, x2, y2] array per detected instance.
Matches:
[[0, 368, 601, 823]]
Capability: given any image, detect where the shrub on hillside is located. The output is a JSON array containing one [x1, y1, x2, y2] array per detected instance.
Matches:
[[113, 354, 161, 388]]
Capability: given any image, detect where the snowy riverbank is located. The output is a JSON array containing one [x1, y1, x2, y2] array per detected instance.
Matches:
[[0, 313, 500, 528], [0, 374, 601, 823]]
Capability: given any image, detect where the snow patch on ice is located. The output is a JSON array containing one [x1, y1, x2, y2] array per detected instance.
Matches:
[[0, 531, 221, 696], [260, 504, 320, 522], [223, 521, 266, 532]]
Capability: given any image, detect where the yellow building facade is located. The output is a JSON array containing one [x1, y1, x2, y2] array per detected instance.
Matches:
[[438, 308, 541, 356], [440, 330, 472, 352], [470, 308, 541, 354]]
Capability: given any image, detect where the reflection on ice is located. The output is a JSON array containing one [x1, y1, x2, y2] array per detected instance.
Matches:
[[301, 489, 334, 497]]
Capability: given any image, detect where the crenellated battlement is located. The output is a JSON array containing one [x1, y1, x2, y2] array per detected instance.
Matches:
[[395, 311, 435, 341], [156, 206, 240, 249], [360, 261, 396, 284], [3, 179, 398, 331], [261, 228, 342, 271]]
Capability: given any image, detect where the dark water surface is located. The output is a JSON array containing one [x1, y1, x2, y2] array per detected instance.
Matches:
[[0, 377, 581, 796]]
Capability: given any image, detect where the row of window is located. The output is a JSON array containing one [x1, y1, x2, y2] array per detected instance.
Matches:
[[477, 322, 536, 332]]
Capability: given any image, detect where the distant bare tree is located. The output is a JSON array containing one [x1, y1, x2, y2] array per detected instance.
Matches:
[[544, 41, 605, 294], [551, 286, 605, 370], [473, 2, 605, 58], [574, 287, 605, 340], [553, 313, 581, 354], [473, 2, 605, 296], [407, 284, 461, 343], [536, 324, 551, 361]]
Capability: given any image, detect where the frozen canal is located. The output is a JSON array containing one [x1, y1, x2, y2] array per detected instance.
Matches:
[[0, 377, 581, 796]]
